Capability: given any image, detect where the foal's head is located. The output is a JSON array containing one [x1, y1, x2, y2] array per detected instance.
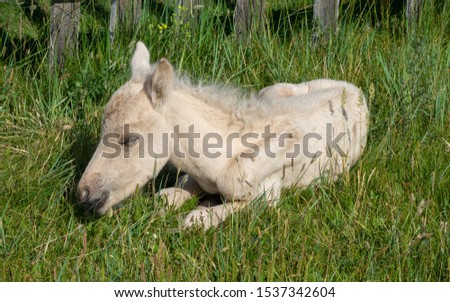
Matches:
[[77, 42, 174, 215]]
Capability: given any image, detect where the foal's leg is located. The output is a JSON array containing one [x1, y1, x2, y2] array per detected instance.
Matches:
[[157, 174, 204, 209], [183, 198, 251, 230], [258, 83, 311, 100], [258, 80, 346, 100], [182, 173, 283, 230]]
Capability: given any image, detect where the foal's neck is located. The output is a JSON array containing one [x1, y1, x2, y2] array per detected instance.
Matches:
[[163, 88, 246, 135]]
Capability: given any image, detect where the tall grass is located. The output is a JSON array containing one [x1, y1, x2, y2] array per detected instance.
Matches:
[[0, 0, 449, 281]]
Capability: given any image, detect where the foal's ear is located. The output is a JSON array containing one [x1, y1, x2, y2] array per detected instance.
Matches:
[[131, 41, 151, 81], [145, 58, 173, 104]]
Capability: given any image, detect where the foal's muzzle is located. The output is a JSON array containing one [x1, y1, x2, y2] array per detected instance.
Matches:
[[78, 188, 110, 215]]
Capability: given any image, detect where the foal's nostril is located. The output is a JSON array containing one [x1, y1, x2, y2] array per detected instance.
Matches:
[[79, 189, 90, 203], [78, 190, 110, 215]]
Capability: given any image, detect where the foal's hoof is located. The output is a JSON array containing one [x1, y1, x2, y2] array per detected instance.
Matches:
[[158, 188, 188, 209], [182, 208, 223, 230]]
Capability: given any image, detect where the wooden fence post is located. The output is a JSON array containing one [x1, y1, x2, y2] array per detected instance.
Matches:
[[234, 0, 266, 44], [118, 0, 142, 32], [109, 0, 118, 46], [109, 0, 141, 47], [313, 0, 340, 44], [49, 0, 80, 70], [406, 0, 423, 27]]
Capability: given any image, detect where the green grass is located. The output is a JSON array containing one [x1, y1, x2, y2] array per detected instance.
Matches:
[[1, 1, 449, 281]]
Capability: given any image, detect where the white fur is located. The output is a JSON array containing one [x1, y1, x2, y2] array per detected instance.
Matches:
[[131, 41, 151, 81], [78, 42, 369, 229]]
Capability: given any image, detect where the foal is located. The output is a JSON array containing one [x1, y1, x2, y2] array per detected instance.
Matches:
[[78, 42, 369, 229]]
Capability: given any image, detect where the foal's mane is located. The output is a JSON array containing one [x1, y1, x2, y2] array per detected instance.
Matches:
[[174, 72, 273, 122]]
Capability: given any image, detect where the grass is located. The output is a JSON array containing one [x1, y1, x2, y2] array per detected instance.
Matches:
[[1, 0, 449, 281]]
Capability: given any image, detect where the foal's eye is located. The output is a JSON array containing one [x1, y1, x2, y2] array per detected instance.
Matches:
[[121, 136, 139, 147]]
